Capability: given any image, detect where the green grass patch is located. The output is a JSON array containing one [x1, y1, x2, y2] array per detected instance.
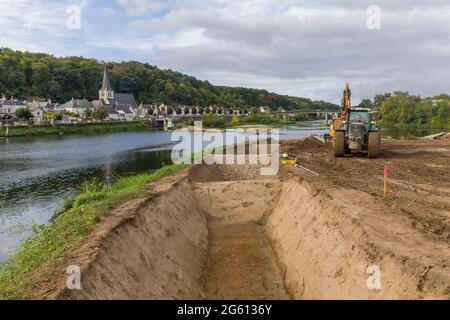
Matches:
[[1, 121, 148, 137], [0, 163, 186, 300]]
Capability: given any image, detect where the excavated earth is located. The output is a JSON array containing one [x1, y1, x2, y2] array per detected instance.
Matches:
[[35, 138, 450, 300]]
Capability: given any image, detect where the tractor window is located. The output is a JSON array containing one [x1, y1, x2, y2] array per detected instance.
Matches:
[[349, 111, 370, 124]]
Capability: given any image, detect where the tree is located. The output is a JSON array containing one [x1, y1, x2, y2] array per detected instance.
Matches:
[[231, 115, 240, 127], [15, 107, 33, 120], [250, 107, 259, 115], [374, 93, 391, 110], [93, 108, 108, 121], [359, 99, 374, 109], [44, 112, 63, 121], [85, 108, 93, 118]]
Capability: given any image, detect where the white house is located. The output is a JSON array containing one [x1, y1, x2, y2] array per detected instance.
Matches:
[[0, 99, 28, 116], [60, 98, 93, 117], [30, 106, 45, 124]]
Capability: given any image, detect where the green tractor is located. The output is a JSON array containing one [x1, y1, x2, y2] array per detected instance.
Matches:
[[333, 108, 381, 158]]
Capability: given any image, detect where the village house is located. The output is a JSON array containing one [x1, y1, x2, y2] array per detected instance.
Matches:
[[30, 106, 45, 124], [60, 98, 93, 118], [136, 103, 159, 119], [0, 98, 28, 117], [259, 106, 271, 114], [0, 97, 29, 125]]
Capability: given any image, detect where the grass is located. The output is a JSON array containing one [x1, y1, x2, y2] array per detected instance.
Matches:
[[1, 121, 148, 137], [0, 163, 187, 300]]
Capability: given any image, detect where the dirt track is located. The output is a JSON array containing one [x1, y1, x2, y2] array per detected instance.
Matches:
[[34, 137, 450, 300]]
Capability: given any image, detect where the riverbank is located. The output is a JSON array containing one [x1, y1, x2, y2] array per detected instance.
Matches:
[[6, 137, 448, 300], [0, 121, 149, 137], [0, 164, 186, 299]]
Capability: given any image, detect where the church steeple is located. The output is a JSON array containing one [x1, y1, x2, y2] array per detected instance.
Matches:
[[99, 64, 114, 102]]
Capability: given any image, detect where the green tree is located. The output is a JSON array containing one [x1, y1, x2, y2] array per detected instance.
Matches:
[[15, 107, 33, 120], [359, 99, 374, 109], [85, 108, 93, 118], [231, 115, 240, 127], [93, 108, 108, 121], [44, 112, 63, 121]]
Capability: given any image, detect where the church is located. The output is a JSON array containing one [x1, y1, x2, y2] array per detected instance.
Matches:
[[92, 65, 138, 121]]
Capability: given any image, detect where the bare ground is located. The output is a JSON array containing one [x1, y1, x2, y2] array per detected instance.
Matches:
[[31, 137, 450, 300]]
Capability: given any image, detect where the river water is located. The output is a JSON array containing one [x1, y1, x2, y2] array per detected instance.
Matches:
[[0, 124, 330, 261]]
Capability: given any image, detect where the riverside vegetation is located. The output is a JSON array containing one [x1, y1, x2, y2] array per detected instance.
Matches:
[[1, 121, 148, 137], [0, 164, 186, 300]]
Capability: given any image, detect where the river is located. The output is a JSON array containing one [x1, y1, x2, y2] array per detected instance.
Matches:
[[0, 124, 330, 261]]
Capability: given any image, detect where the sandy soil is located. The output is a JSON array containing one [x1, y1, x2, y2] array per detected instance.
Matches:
[[32, 137, 450, 300], [274, 137, 450, 298], [193, 180, 289, 299], [283, 138, 450, 247]]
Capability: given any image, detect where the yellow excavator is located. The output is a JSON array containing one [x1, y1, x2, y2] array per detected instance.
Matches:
[[328, 83, 381, 158], [330, 82, 352, 138]]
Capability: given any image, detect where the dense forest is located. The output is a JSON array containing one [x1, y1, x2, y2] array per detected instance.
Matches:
[[0, 48, 337, 111], [359, 92, 450, 130]]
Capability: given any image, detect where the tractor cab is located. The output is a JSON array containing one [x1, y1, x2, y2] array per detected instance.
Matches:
[[345, 108, 372, 151], [333, 107, 381, 158]]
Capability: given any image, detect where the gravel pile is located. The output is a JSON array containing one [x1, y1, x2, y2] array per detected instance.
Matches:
[[218, 164, 262, 181]]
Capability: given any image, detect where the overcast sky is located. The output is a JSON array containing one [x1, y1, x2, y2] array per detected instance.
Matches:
[[1, 0, 450, 103]]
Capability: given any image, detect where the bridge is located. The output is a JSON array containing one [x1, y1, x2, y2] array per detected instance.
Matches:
[[146, 109, 339, 128], [270, 110, 339, 123]]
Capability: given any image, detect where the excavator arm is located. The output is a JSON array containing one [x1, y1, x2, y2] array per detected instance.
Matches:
[[330, 82, 351, 137]]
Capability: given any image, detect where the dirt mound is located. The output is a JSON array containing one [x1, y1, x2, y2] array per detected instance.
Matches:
[[40, 172, 210, 300], [421, 132, 450, 140], [269, 176, 450, 299]]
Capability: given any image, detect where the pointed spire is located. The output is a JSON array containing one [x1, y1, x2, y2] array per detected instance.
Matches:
[[101, 64, 112, 91]]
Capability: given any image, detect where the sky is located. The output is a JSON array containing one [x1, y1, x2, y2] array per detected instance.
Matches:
[[1, 0, 450, 103]]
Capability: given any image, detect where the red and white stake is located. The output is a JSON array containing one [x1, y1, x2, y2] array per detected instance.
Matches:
[[384, 164, 389, 199]]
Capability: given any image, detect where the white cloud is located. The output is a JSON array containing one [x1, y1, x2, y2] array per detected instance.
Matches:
[[116, 0, 170, 16], [0, 0, 70, 53]]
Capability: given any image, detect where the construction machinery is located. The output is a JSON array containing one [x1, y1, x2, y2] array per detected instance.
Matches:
[[328, 83, 381, 158]]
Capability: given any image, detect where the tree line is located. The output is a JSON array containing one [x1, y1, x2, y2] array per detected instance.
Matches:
[[359, 92, 450, 130], [0, 48, 337, 111]]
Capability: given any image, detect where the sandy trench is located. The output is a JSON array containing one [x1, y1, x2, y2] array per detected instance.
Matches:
[[34, 138, 450, 300]]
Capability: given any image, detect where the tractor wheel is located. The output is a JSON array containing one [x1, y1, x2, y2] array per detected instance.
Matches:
[[368, 131, 381, 158], [333, 131, 345, 157]]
